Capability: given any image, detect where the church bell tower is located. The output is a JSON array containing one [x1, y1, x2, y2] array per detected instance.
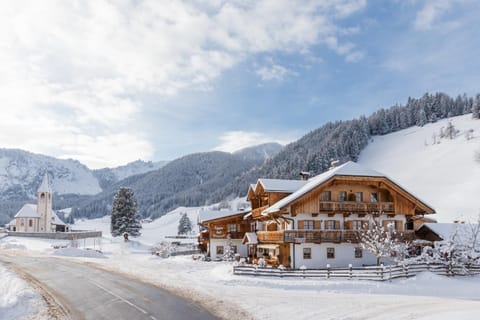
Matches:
[[37, 173, 53, 232]]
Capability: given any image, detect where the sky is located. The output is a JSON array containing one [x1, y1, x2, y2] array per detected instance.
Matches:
[[1, 0, 479, 169]]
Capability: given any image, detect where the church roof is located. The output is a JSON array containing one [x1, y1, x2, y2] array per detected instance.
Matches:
[[51, 211, 66, 225], [14, 204, 41, 218], [37, 172, 52, 193]]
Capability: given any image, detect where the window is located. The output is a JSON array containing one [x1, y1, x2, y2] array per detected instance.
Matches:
[[228, 224, 237, 233], [355, 192, 363, 202], [20, 219, 24, 226], [250, 222, 256, 232], [351, 220, 365, 230], [325, 220, 339, 230], [304, 220, 315, 230], [327, 247, 335, 259], [216, 246, 224, 255], [321, 191, 331, 201], [370, 193, 378, 202], [28, 219, 33, 227], [338, 191, 347, 202], [303, 248, 312, 259], [355, 247, 363, 258]]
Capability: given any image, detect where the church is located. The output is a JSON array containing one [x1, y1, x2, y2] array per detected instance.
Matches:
[[8, 173, 68, 232]]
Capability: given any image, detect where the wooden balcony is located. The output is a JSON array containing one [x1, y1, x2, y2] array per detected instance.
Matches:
[[252, 205, 269, 219], [257, 230, 415, 244], [319, 201, 394, 213]]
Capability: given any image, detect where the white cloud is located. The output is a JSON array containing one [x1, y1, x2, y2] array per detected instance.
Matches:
[[256, 64, 297, 82], [414, 0, 469, 30], [324, 36, 364, 62], [214, 131, 292, 153], [0, 0, 365, 167]]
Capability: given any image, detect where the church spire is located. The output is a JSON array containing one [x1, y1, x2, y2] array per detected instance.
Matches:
[[37, 172, 52, 194]]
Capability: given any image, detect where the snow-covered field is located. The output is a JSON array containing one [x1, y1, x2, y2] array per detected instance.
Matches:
[[0, 263, 48, 320], [2, 231, 480, 320], [359, 114, 480, 222]]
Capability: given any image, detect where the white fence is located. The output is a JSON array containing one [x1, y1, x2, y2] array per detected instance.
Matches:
[[233, 263, 480, 281]]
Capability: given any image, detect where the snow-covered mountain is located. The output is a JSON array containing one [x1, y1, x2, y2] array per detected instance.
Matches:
[[0, 149, 102, 199], [0, 149, 169, 200], [93, 160, 168, 190], [233, 142, 283, 162], [358, 114, 480, 223]]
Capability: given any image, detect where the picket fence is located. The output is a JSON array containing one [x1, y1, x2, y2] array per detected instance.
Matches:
[[233, 263, 480, 281]]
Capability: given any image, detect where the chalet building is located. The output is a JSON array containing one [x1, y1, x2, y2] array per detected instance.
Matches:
[[8, 173, 68, 233], [198, 210, 251, 260], [198, 161, 436, 268]]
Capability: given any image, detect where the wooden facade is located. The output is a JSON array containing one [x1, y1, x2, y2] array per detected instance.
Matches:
[[199, 161, 436, 268]]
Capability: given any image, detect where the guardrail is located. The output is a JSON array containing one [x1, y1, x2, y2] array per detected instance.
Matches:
[[233, 263, 480, 280]]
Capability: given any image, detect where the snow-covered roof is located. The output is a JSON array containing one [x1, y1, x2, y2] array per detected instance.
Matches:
[[198, 210, 249, 223], [257, 179, 308, 193], [263, 161, 434, 215], [419, 223, 475, 240], [37, 172, 52, 193], [52, 211, 66, 225], [6, 219, 16, 226], [242, 232, 258, 244], [14, 204, 41, 218]]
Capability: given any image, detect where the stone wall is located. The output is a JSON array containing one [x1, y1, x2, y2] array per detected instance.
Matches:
[[6, 230, 102, 240]]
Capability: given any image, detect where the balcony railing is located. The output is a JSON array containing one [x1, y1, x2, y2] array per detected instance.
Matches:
[[256, 230, 415, 244], [319, 201, 395, 213]]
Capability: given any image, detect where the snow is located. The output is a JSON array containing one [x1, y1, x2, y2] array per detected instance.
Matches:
[[14, 204, 40, 218], [198, 210, 248, 223], [53, 247, 107, 258], [0, 263, 48, 320], [359, 114, 480, 222], [257, 178, 308, 193], [2, 217, 480, 320]]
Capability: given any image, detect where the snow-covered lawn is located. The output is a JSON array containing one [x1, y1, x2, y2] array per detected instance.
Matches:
[[2, 235, 480, 320], [0, 263, 48, 320]]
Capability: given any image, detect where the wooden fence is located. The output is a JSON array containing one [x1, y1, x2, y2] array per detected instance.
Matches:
[[233, 263, 480, 281]]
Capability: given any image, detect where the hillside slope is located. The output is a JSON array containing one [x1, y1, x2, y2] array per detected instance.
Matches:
[[358, 114, 480, 222]]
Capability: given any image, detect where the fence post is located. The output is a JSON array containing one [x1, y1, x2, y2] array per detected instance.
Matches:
[[255, 266, 258, 276], [380, 263, 384, 280], [326, 264, 330, 279], [349, 264, 352, 280], [389, 265, 392, 281], [405, 264, 409, 278]]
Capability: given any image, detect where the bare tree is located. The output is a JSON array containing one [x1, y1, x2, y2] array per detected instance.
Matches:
[[359, 218, 404, 266]]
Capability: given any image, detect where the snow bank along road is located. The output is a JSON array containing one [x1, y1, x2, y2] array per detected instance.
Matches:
[[0, 255, 218, 320]]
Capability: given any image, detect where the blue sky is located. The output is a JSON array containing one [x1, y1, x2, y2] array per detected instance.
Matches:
[[1, 0, 479, 168]]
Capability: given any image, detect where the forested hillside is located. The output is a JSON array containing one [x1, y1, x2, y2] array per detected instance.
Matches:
[[71, 151, 265, 219]]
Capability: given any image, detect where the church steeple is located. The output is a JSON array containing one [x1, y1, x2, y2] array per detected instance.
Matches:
[[37, 172, 52, 193], [37, 172, 53, 232]]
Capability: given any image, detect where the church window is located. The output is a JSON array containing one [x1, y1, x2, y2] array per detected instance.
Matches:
[[28, 219, 33, 227]]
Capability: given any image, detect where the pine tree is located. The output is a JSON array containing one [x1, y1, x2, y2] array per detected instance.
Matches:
[[177, 212, 192, 235], [472, 97, 480, 119], [111, 187, 142, 237]]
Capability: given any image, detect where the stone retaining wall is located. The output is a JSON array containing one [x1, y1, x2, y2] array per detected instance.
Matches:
[[6, 231, 102, 240]]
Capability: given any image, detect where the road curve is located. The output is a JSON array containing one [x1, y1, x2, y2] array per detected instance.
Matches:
[[0, 255, 218, 320]]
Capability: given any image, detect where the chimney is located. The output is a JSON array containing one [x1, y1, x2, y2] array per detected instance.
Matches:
[[299, 171, 310, 181], [329, 159, 340, 169]]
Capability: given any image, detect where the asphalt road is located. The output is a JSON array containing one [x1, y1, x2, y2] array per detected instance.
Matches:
[[0, 255, 218, 320]]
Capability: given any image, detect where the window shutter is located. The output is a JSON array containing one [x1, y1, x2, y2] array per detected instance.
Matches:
[[298, 220, 304, 230], [334, 220, 340, 229], [396, 220, 403, 231], [315, 220, 321, 230], [344, 221, 351, 230]]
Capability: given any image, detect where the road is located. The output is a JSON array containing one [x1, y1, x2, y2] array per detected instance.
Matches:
[[0, 255, 218, 320]]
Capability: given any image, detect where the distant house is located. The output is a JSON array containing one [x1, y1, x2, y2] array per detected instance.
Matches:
[[199, 161, 436, 268], [416, 223, 473, 242], [8, 173, 68, 233]]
